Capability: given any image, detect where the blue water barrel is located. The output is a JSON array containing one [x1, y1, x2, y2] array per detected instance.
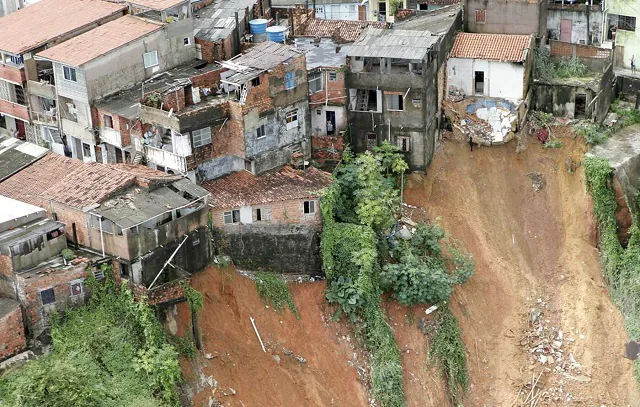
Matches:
[[266, 26, 288, 43], [249, 19, 268, 35]]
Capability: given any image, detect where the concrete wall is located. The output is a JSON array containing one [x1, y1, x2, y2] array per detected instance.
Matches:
[[54, 63, 89, 103], [195, 154, 245, 182], [9, 234, 67, 273], [84, 19, 195, 101], [447, 58, 526, 100], [547, 5, 603, 45], [465, 0, 547, 37], [311, 105, 347, 137], [533, 83, 596, 118], [219, 223, 322, 274]]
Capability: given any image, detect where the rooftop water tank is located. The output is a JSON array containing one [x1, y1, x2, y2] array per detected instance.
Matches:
[[266, 26, 288, 43], [249, 19, 268, 35]]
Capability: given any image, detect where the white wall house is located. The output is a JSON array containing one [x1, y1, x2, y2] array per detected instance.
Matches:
[[446, 32, 534, 101]]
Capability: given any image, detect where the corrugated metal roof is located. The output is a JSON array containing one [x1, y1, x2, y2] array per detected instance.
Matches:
[[0, 136, 48, 182], [347, 28, 437, 59], [193, 0, 257, 43], [228, 41, 305, 70]]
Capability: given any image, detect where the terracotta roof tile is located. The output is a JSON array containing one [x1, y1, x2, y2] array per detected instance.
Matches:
[[449, 33, 533, 62], [202, 166, 333, 209], [0, 0, 126, 55], [37, 16, 165, 67], [0, 153, 177, 210], [303, 19, 389, 42]]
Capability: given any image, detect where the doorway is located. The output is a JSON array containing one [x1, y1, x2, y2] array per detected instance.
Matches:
[[474, 71, 485, 95], [326, 110, 336, 135], [560, 19, 572, 42], [378, 2, 386, 21], [574, 93, 587, 119]]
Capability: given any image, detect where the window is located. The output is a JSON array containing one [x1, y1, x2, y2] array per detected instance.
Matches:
[[366, 132, 377, 151], [251, 76, 261, 87], [63, 65, 77, 82], [256, 208, 263, 221], [328, 71, 338, 81], [285, 71, 295, 90], [8, 54, 23, 66], [14, 85, 25, 105], [397, 136, 410, 152], [256, 124, 266, 139], [192, 127, 212, 147], [183, 37, 191, 46], [385, 94, 404, 111], [223, 209, 240, 224], [244, 159, 253, 172], [619, 15, 636, 31], [475, 9, 486, 23], [103, 114, 113, 128], [69, 280, 83, 296], [82, 143, 92, 158], [303, 200, 315, 214], [309, 71, 323, 93], [285, 109, 298, 130], [316, 109, 322, 115], [143, 50, 159, 68], [120, 262, 130, 278], [41, 288, 55, 305]]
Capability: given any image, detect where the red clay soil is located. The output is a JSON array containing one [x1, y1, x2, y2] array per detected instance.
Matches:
[[403, 133, 640, 406], [178, 267, 370, 407]]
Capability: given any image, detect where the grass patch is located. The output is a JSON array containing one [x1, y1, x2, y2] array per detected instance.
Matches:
[[428, 307, 469, 405], [255, 271, 299, 318], [584, 157, 640, 378], [574, 100, 640, 145]]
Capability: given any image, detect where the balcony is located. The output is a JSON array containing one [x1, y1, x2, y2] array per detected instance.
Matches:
[[28, 80, 56, 99], [140, 105, 180, 132], [29, 109, 57, 126], [144, 144, 187, 173], [0, 99, 29, 121], [0, 64, 25, 85], [61, 118, 97, 144], [100, 126, 123, 148]]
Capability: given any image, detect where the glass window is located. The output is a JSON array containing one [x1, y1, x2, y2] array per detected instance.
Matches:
[[303, 200, 315, 214], [619, 15, 636, 31], [285, 109, 298, 130], [63, 66, 77, 82], [103, 114, 113, 129], [143, 50, 159, 68], [385, 94, 404, 111], [251, 76, 261, 87], [41, 288, 55, 305], [223, 209, 240, 224], [328, 71, 338, 81], [192, 127, 212, 147], [256, 124, 266, 139], [183, 37, 191, 46], [285, 71, 295, 90], [475, 9, 486, 23], [309, 71, 323, 93]]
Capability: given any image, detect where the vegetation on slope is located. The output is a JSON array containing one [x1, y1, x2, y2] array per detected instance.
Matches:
[[0, 265, 183, 407], [584, 157, 640, 377], [255, 271, 299, 318], [321, 142, 474, 406]]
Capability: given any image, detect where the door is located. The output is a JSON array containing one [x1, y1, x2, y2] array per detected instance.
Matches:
[[15, 120, 25, 139], [574, 93, 587, 119], [560, 19, 572, 42], [474, 71, 485, 95], [326, 110, 336, 136], [359, 4, 367, 20]]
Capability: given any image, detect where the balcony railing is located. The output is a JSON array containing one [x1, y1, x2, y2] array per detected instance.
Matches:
[[100, 126, 123, 148], [30, 110, 57, 126], [61, 118, 97, 144], [144, 144, 187, 173]]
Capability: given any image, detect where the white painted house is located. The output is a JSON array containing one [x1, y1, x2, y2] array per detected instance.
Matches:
[[446, 32, 534, 101]]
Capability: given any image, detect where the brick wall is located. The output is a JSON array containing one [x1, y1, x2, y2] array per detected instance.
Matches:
[[50, 203, 89, 248], [0, 254, 14, 279], [190, 68, 222, 90], [396, 9, 417, 20], [308, 68, 346, 107], [0, 303, 26, 361], [550, 40, 611, 59], [16, 262, 88, 339], [312, 134, 345, 167], [93, 106, 134, 149], [211, 197, 322, 228]]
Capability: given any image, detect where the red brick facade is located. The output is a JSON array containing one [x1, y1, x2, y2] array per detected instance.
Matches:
[[0, 98, 29, 121], [211, 197, 322, 228], [308, 68, 346, 107], [0, 65, 25, 85], [312, 134, 345, 167], [550, 40, 611, 59], [0, 303, 26, 361]]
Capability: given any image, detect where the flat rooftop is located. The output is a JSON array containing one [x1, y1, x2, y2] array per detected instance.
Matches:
[[194, 0, 258, 43], [0, 195, 45, 233], [295, 38, 349, 69], [392, 4, 461, 34], [37, 15, 165, 67], [0, 0, 126, 55]]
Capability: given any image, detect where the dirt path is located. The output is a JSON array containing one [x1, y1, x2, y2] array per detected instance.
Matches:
[[179, 267, 370, 407], [404, 135, 639, 406]]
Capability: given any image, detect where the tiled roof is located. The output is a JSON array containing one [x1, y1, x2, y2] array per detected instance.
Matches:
[[202, 166, 333, 209], [229, 41, 305, 70], [302, 19, 389, 42], [0, 153, 178, 210], [130, 0, 187, 10], [37, 16, 165, 67], [449, 33, 533, 62], [0, 0, 126, 55]]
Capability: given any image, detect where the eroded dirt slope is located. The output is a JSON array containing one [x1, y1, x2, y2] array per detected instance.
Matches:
[[404, 135, 639, 406], [179, 267, 370, 407]]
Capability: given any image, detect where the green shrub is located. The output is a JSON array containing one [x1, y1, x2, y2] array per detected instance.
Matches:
[[544, 139, 564, 149], [255, 272, 298, 318], [555, 57, 589, 78], [381, 254, 453, 306], [325, 276, 364, 322], [574, 122, 607, 145], [61, 248, 74, 261]]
